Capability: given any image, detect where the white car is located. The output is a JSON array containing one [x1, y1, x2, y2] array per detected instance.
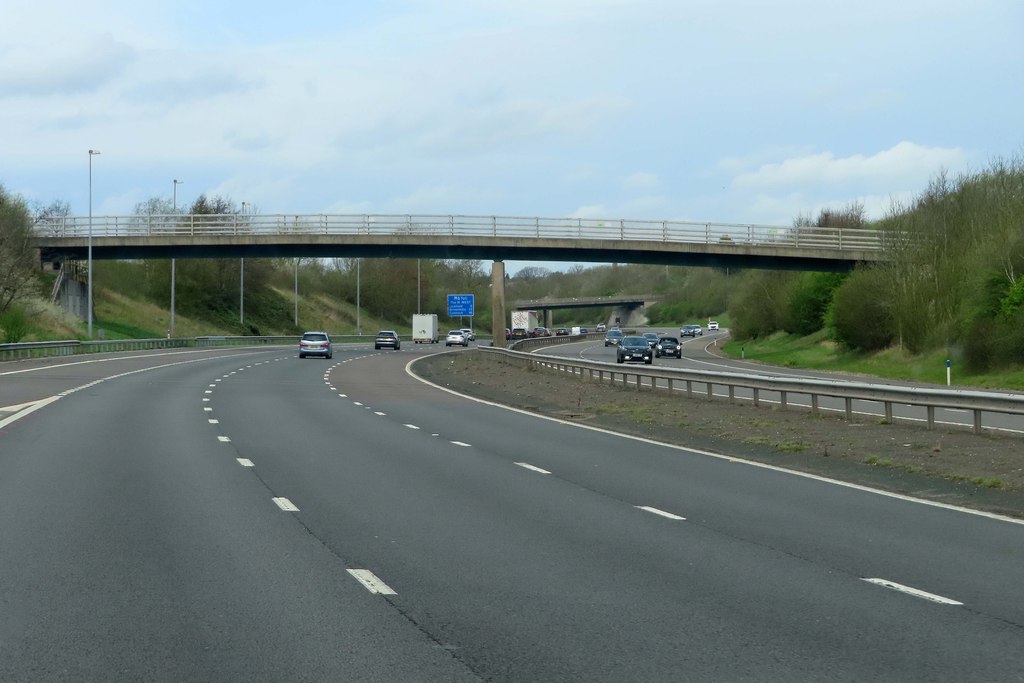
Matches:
[[708, 320, 720, 331], [459, 328, 475, 342], [446, 330, 468, 347]]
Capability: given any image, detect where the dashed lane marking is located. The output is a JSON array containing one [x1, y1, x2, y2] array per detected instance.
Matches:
[[514, 462, 551, 474], [862, 578, 963, 605], [347, 569, 397, 595], [635, 506, 686, 521], [272, 497, 299, 512]]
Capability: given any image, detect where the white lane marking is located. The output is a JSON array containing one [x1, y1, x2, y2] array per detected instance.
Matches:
[[0, 348, 271, 377], [208, 384, 217, 387], [353, 401, 363, 406], [636, 506, 686, 520], [208, 419, 219, 424], [404, 424, 420, 430], [215, 379, 222, 382], [0, 397, 62, 430], [204, 390, 213, 394], [514, 462, 551, 474], [374, 411, 386, 416], [0, 400, 40, 413], [451, 441, 472, 447], [338, 394, 347, 398], [237, 458, 255, 467], [406, 359, 1024, 527], [272, 497, 299, 511], [202, 397, 210, 402], [204, 407, 213, 412], [217, 436, 231, 442], [862, 578, 963, 605], [347, 569, 397, 595]]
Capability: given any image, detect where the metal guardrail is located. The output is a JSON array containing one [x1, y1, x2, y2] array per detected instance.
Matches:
[[33, 213, 885, 252], [479, 346, 1024, 435], [0, 335, 378, 362]]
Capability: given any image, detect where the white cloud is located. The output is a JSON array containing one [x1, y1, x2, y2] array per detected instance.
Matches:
[[622, 172, 659, 190], [732, 142, 966, 189], [0, 34, 134, 97]]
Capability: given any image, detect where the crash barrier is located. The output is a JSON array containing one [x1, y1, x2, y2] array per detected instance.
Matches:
[[0, 335, 367, 362], [1, 332, 493, 362], [477, 346, 1024, 436]]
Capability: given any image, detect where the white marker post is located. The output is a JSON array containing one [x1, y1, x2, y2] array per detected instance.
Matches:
[[946, 359, 951, 386]]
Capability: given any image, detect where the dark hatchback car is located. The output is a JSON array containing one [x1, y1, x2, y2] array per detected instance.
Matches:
[[374, 330, 401, 350], [616, 335, 653, 364], [299, 331, 332, 359], [604, 329, 625, 347], [654, 336, 681, 358]]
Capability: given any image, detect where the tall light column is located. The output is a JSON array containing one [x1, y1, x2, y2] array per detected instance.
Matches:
[[171, 179, 183, 336], [87, 149, 100, 338], [356, 259, 361, 335], [294, 259, 299, 326], [240, 202, 247, 325]]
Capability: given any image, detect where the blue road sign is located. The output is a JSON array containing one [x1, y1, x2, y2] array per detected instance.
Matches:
[[447, 294, 475, 317]]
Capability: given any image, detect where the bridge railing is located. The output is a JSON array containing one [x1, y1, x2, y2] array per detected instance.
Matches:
[[34, 213, 885, 251]]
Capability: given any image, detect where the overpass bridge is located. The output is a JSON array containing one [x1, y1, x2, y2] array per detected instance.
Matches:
[[33, 212, 886, 270], [32, 212, 888, 347], [512, 296, 655, 328]]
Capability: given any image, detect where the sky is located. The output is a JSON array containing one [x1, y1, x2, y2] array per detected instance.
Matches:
[[2, 0, 1021, 274]]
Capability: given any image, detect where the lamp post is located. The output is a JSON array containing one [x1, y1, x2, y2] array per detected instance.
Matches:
[[240, 202, 247, 326], [171, 179, 183, 336], [87, 149, 100, 338]]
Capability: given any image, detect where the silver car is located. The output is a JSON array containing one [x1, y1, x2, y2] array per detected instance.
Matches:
[[445, 330, 468, 347], [298, 331, 332, 359]]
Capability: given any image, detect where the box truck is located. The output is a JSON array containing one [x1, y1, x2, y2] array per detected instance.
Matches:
[[412, 314, 439, 343], [510, 310, 539, 333]]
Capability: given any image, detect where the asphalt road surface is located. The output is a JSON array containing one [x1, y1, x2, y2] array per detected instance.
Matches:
[[2, 343, 1024, 681]]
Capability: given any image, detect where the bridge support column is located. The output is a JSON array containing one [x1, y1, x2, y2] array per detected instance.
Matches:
[[491, 260, 506, 348], [544, 310, 553, 328]]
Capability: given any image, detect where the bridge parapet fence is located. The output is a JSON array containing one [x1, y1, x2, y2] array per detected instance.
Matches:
[[476, 346, 1024, 436], [34, 213, 885, 251]]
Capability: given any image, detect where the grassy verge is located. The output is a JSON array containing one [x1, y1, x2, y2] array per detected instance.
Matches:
[[721, 330, 1024, 391]]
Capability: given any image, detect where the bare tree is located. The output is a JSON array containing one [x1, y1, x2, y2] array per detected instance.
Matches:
[[0, 184, 37, 314]]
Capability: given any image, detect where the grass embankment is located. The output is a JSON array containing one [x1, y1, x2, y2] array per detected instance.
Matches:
[[722, 330, 1024, 391]]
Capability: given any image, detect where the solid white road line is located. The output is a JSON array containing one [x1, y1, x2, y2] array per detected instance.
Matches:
[[635, 506, 686, 520], [347, 569, 397, 595], [0, 397, 62, 430], [862, 578, 963, 605], [272, 497, 299, 511], [237, 458, 255, 467], [514, 462, 551, 474]]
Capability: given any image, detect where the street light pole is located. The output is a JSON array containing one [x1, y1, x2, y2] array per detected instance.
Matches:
[[356, 259, 361, 335], [87, 150, 100, 338], [240, 202, 246, 326], [171, 179, 183, 336], [294, 259, 299, 326]]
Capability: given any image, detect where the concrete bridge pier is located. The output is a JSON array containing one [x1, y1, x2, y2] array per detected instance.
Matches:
[[491, 260, 506, 348], [544, 310, 554, 328]]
